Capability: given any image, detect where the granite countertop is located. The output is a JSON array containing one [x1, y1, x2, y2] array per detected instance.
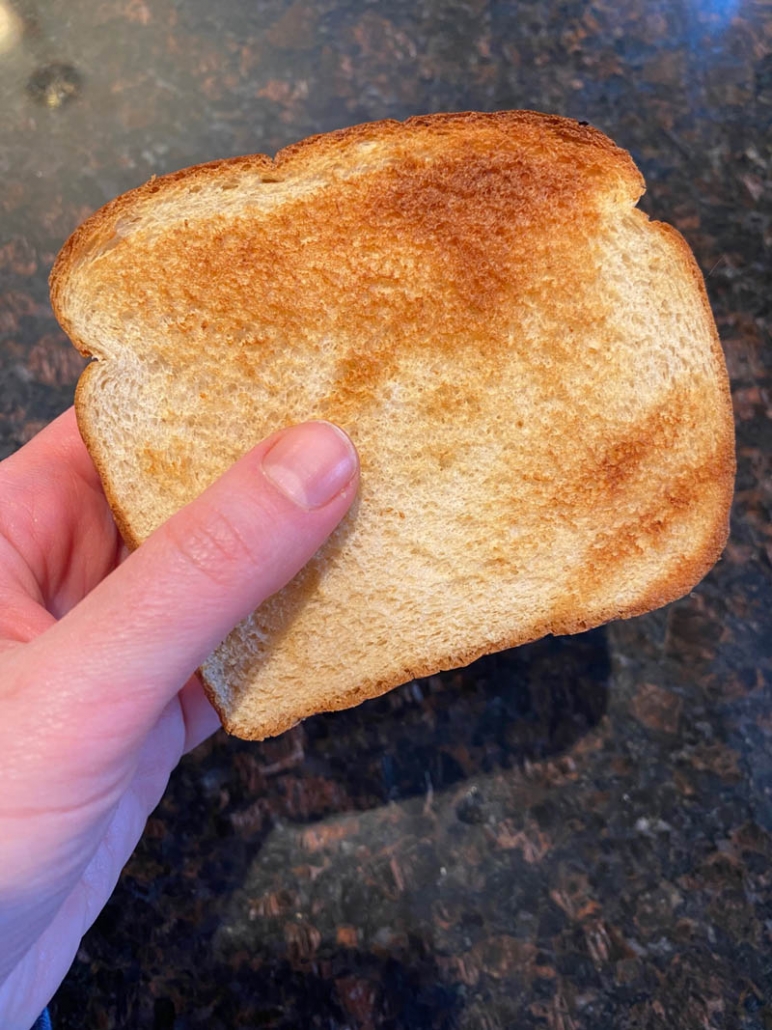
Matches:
[[1, 1, 771, 1027]]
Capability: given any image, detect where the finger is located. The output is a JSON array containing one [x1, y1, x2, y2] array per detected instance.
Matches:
[[0, 532, 53, 642], [22, 420, 359, 751], [0, 589, 55, 644], [0, 408, 122, 617], [1, 407, 102, 494]]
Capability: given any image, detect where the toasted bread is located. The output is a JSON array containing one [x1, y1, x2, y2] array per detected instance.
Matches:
[[50, 111, 735, 740]]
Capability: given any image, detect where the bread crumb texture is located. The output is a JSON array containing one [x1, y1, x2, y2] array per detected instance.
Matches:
[[50, 112, 735, 739]]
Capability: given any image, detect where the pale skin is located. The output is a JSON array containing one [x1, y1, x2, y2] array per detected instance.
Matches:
[[0, 408, 360, 1030]]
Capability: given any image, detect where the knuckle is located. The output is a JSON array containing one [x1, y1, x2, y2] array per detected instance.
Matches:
[[165, 503, 268, 589]]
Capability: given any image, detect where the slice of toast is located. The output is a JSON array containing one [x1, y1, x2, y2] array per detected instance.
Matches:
[[50, 111, 735, 740]]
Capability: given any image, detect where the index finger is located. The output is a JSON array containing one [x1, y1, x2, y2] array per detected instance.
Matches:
[[0, 408, 123, 617]]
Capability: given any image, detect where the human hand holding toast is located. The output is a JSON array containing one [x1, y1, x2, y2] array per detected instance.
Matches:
[[0, 409, 358, 1029]]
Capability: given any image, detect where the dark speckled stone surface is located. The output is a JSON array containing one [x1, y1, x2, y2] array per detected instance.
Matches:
[[1, 0, 771, 1026]]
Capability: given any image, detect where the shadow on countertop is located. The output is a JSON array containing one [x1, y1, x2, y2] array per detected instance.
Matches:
[[54, 631, 612, 1030]]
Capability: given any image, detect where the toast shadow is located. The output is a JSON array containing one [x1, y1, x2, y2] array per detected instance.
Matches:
[[227, 627, 610, 813]]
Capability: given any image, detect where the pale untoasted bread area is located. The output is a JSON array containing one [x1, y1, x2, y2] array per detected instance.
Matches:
[[51, 112, 734, 740]]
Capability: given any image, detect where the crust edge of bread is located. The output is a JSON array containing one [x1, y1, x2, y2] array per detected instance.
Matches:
[[202, 482, 733, 741], [50, 111, 736, 741], [49, 110, 645, 336]]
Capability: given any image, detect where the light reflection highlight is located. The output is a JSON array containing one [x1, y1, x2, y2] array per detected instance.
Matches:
[[0, 2, 21, 54], [696, 0, 741, 28]]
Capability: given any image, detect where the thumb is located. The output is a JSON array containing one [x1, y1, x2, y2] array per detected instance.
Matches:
[[23, 419, 359, 746]]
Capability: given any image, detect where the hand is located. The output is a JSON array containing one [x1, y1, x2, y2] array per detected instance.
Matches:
[[0, 408, 359, 1029]]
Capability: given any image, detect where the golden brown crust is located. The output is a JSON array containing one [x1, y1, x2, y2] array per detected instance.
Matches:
[[274, 109, 643, 189], [50, 110, 735, 742], [49, 110, 643, 326], [74, 370, 144, 551], [651, 218, 735, 417]]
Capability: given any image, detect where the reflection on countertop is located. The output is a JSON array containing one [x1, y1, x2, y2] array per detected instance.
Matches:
[[1, 0, 771, 1027]]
